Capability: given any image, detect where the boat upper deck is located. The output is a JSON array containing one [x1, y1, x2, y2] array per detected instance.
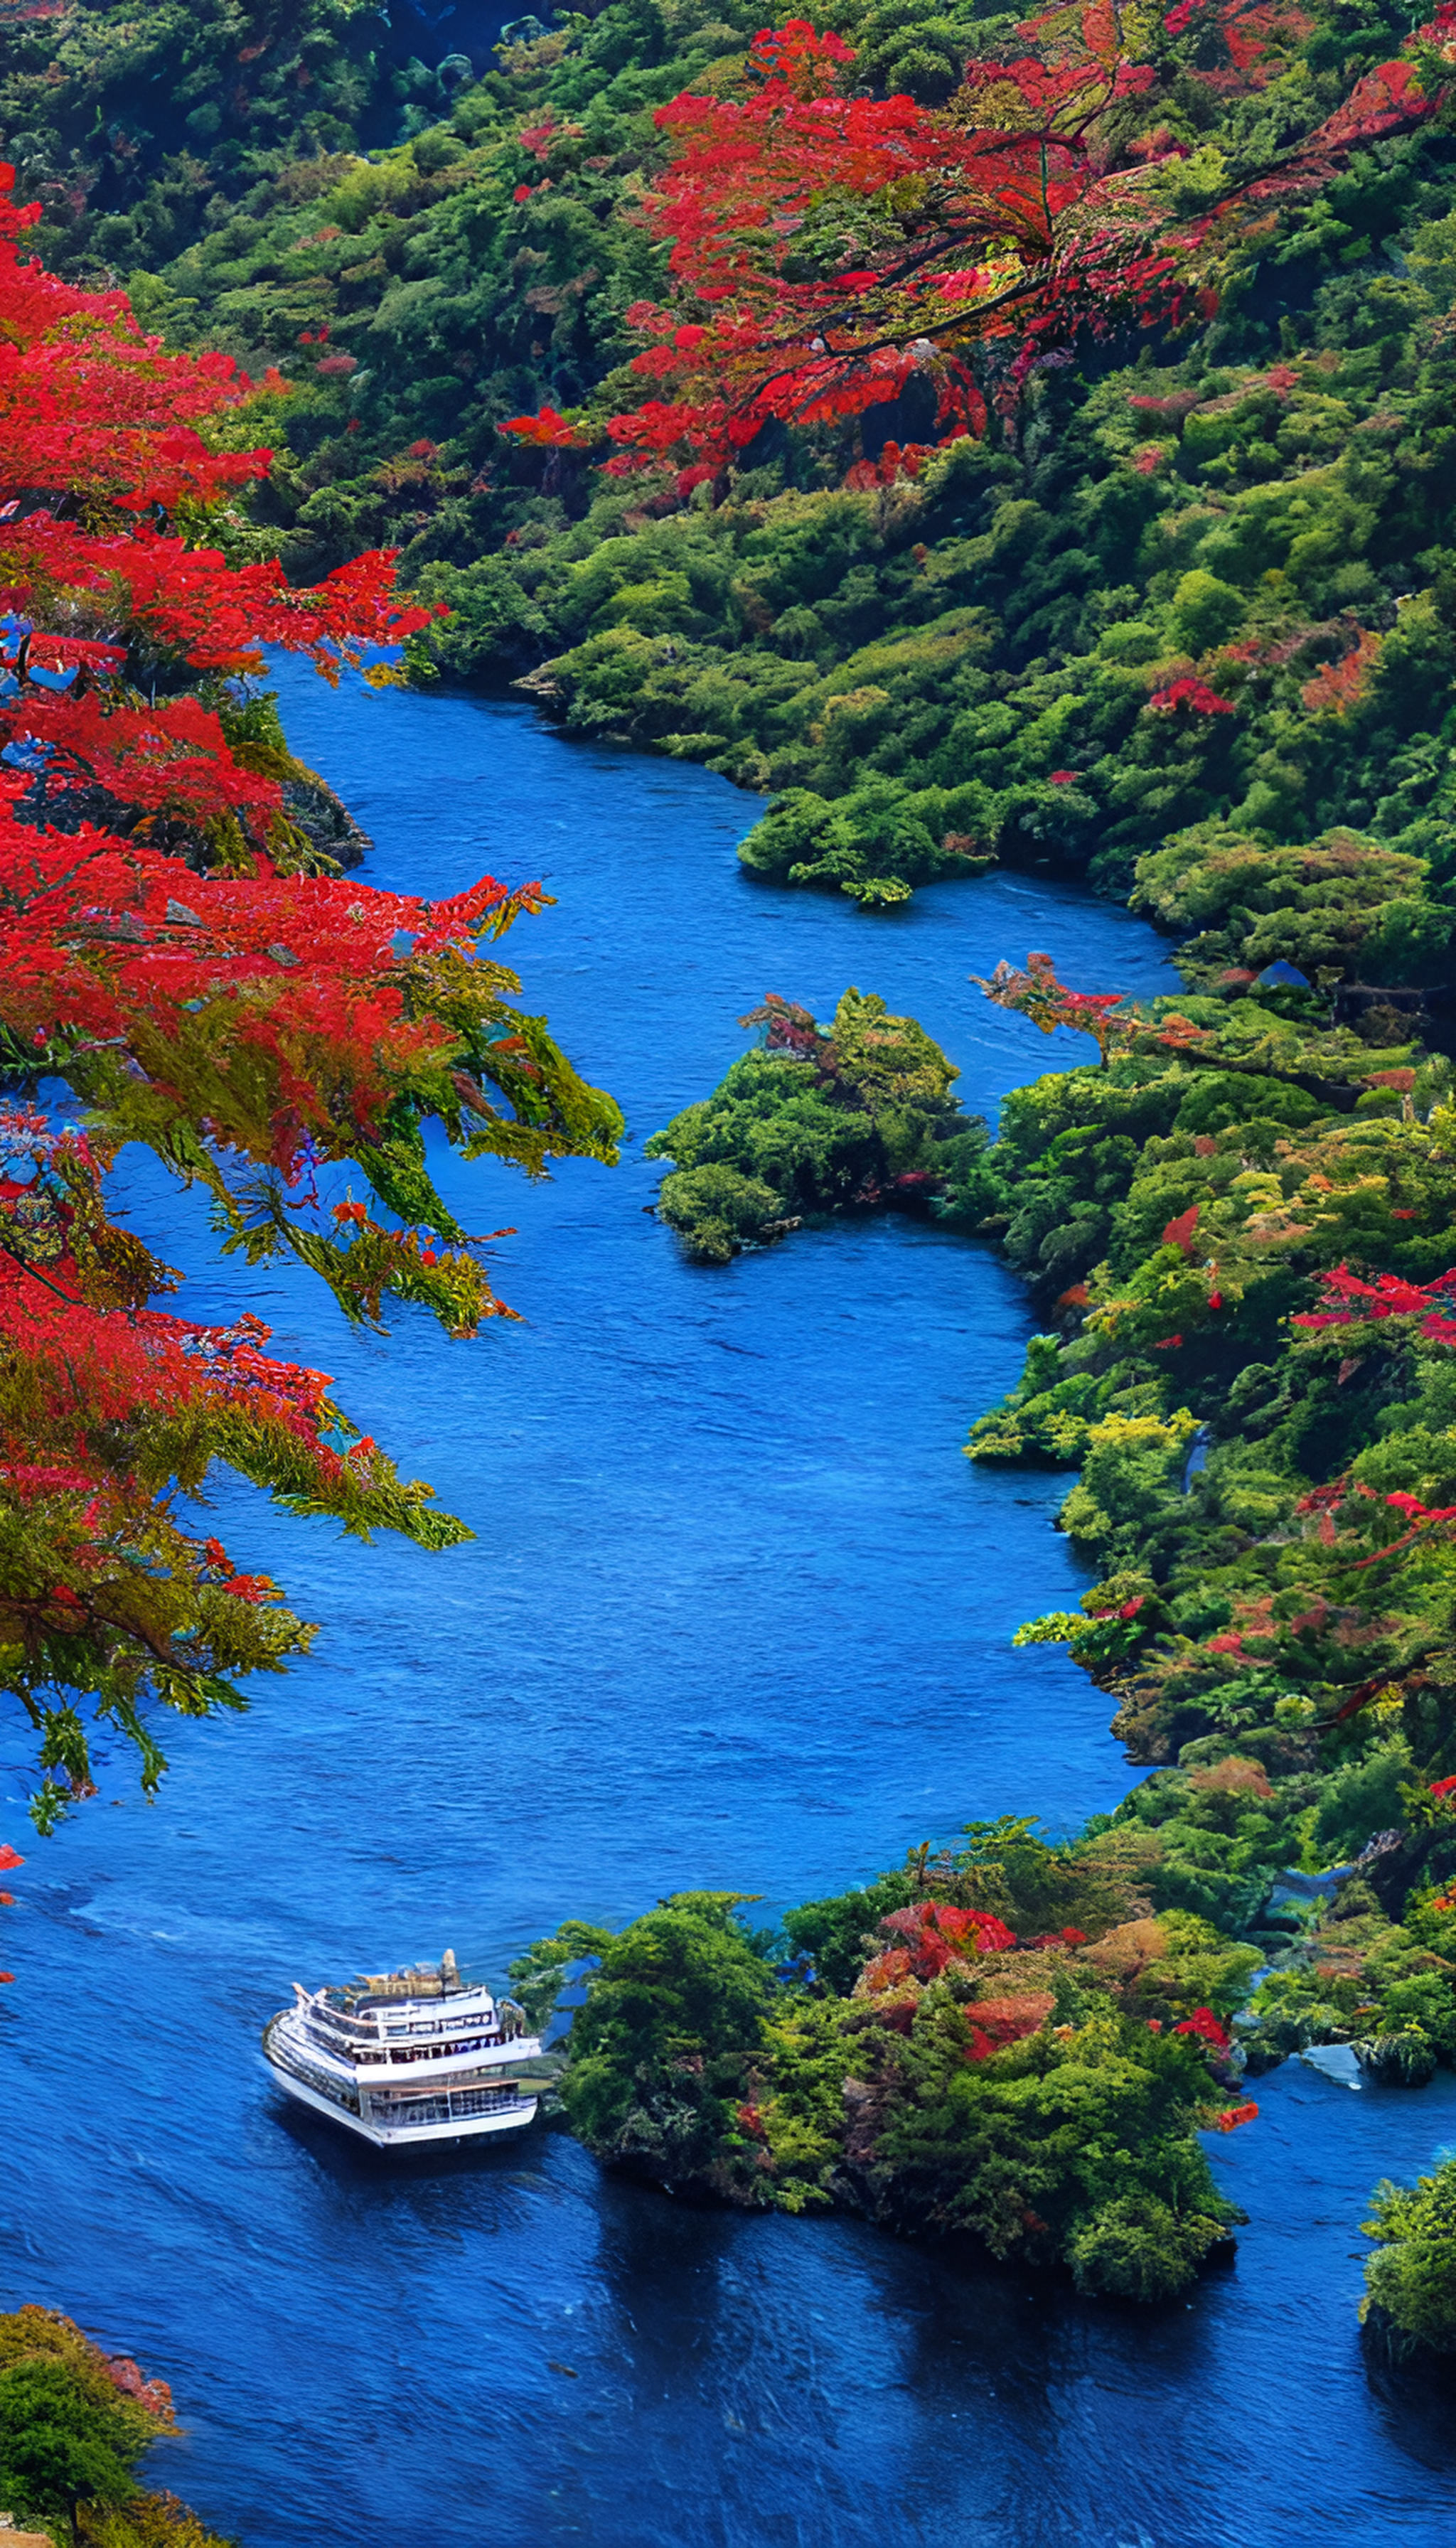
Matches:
[[292, 1952, 530, 2061]]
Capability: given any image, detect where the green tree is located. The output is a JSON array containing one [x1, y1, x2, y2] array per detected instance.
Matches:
[[512, 1894, 777, 2194], [1362, 2155, 1456, 2357]]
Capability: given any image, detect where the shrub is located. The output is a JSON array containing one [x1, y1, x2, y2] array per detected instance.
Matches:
[[1362, 2156, 1456, 2357]]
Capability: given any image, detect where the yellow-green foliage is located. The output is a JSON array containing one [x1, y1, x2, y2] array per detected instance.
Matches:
[[0, 2310, 230, 2547], [645, 987, 985, 1259]]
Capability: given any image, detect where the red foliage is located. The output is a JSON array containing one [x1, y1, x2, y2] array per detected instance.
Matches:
[[1211, 2098, 1259, 2131], [0, 1111, 365, 1524], [1386, 1493, 1456, 1525], [105, 2357, 173, 2418], [1293, 1264, 1456, 1348], [976, 948, 1127, 1060], [870, 1899, 1017, 1984], [1147, 677, 1238, 716], [1301, 627, 1381, 717], [500, 12, 1216, 479], [501, 9, 1449, 486], [1162, 1204, 1200, 1256], [500, 403, 583, 447], [842, 438, 935, 490], [0, 786, 541, 1189], [0, 164, 437, 848], [1174, 2005, 1231, 2050], [962, 1991, 1056, 2060]]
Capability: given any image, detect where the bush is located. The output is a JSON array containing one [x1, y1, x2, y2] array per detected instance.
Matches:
[[1362, 2156, 1456, 2357], [1067, 2193, 1233, 2301], [655, 1162, 783, 1263], [0, 2311, 229, 2546]]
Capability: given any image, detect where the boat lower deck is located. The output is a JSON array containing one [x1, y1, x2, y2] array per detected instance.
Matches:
[[267, 2060, 540, 2146]]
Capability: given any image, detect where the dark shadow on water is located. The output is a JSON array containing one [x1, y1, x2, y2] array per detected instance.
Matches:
[[267, 2090, 558, 2189], [1361, 2333, 1456, 2473]]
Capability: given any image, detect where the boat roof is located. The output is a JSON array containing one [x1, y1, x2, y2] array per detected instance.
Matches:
[[313, 1950, 497, 2016]]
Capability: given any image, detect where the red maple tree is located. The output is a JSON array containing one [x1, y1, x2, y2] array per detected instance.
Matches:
[[976, 948, 1129, 1061], [0, 168, 622, 1827], [503, 4, 1456, 488]]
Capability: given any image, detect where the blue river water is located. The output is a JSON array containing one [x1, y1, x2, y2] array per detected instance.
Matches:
[[4, 666, 1456, 2546]]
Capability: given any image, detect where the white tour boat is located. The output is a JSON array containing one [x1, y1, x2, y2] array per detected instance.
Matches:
[[263, 1949, 544, 2148]]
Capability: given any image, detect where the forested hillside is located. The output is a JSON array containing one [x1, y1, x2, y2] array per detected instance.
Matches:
[[14, 0, 1456, 924]]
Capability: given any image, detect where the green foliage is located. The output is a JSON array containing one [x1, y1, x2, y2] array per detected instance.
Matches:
[[654, 1162, 783, 1265], [1131, 825, 1450, 993], [646, 987, 985, 1257], [781, 1868, 919, 1995], [534, 1850, 1253, 2292], [1362, 2154, 1456, 2357], [864, 2001, 1241, 2278], [519, 1894, 778, 2195], [0, 2361, 141, 2525], [2, 1, 398, 274], [0, 2309, 230, 2546], [1231, 1861, 1456, 2076], [1066, 2190, 1233, 2301], [417, 187, 1456, 914]]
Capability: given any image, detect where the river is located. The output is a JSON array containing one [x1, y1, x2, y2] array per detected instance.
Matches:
[[4, 666, 1455, 2547]]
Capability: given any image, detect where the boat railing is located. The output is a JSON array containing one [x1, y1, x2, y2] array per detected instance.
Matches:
[[365, 2084, 536, 2126]]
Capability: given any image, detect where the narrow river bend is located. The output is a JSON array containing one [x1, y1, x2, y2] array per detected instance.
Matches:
[[4, 670, 1455, 2547]]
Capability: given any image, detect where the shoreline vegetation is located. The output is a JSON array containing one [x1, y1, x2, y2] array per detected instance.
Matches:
[[5, 0, 1456, 2402], [511, 965, 1456, 2325], [0, 2308, 232, 2548]]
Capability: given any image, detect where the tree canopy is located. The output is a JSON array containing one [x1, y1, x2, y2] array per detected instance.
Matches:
[[0, 166, 620, 1826], [503, 4, 1456, 488]]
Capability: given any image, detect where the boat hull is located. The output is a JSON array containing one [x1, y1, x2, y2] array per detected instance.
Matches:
[[264, 2052, 540, 2147], [262, 2010, 541, 2148]]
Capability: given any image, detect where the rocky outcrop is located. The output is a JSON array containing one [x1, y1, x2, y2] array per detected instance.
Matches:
[[279, 763, 375, 870]]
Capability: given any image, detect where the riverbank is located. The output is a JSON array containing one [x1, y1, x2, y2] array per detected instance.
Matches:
[[4, 669, 1450, 2544]]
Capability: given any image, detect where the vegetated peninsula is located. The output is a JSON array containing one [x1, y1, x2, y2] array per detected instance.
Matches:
[[5, 0, 1456, 2390], [645, 990, 988, 1259], [563, 962, 1456, 2318]]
